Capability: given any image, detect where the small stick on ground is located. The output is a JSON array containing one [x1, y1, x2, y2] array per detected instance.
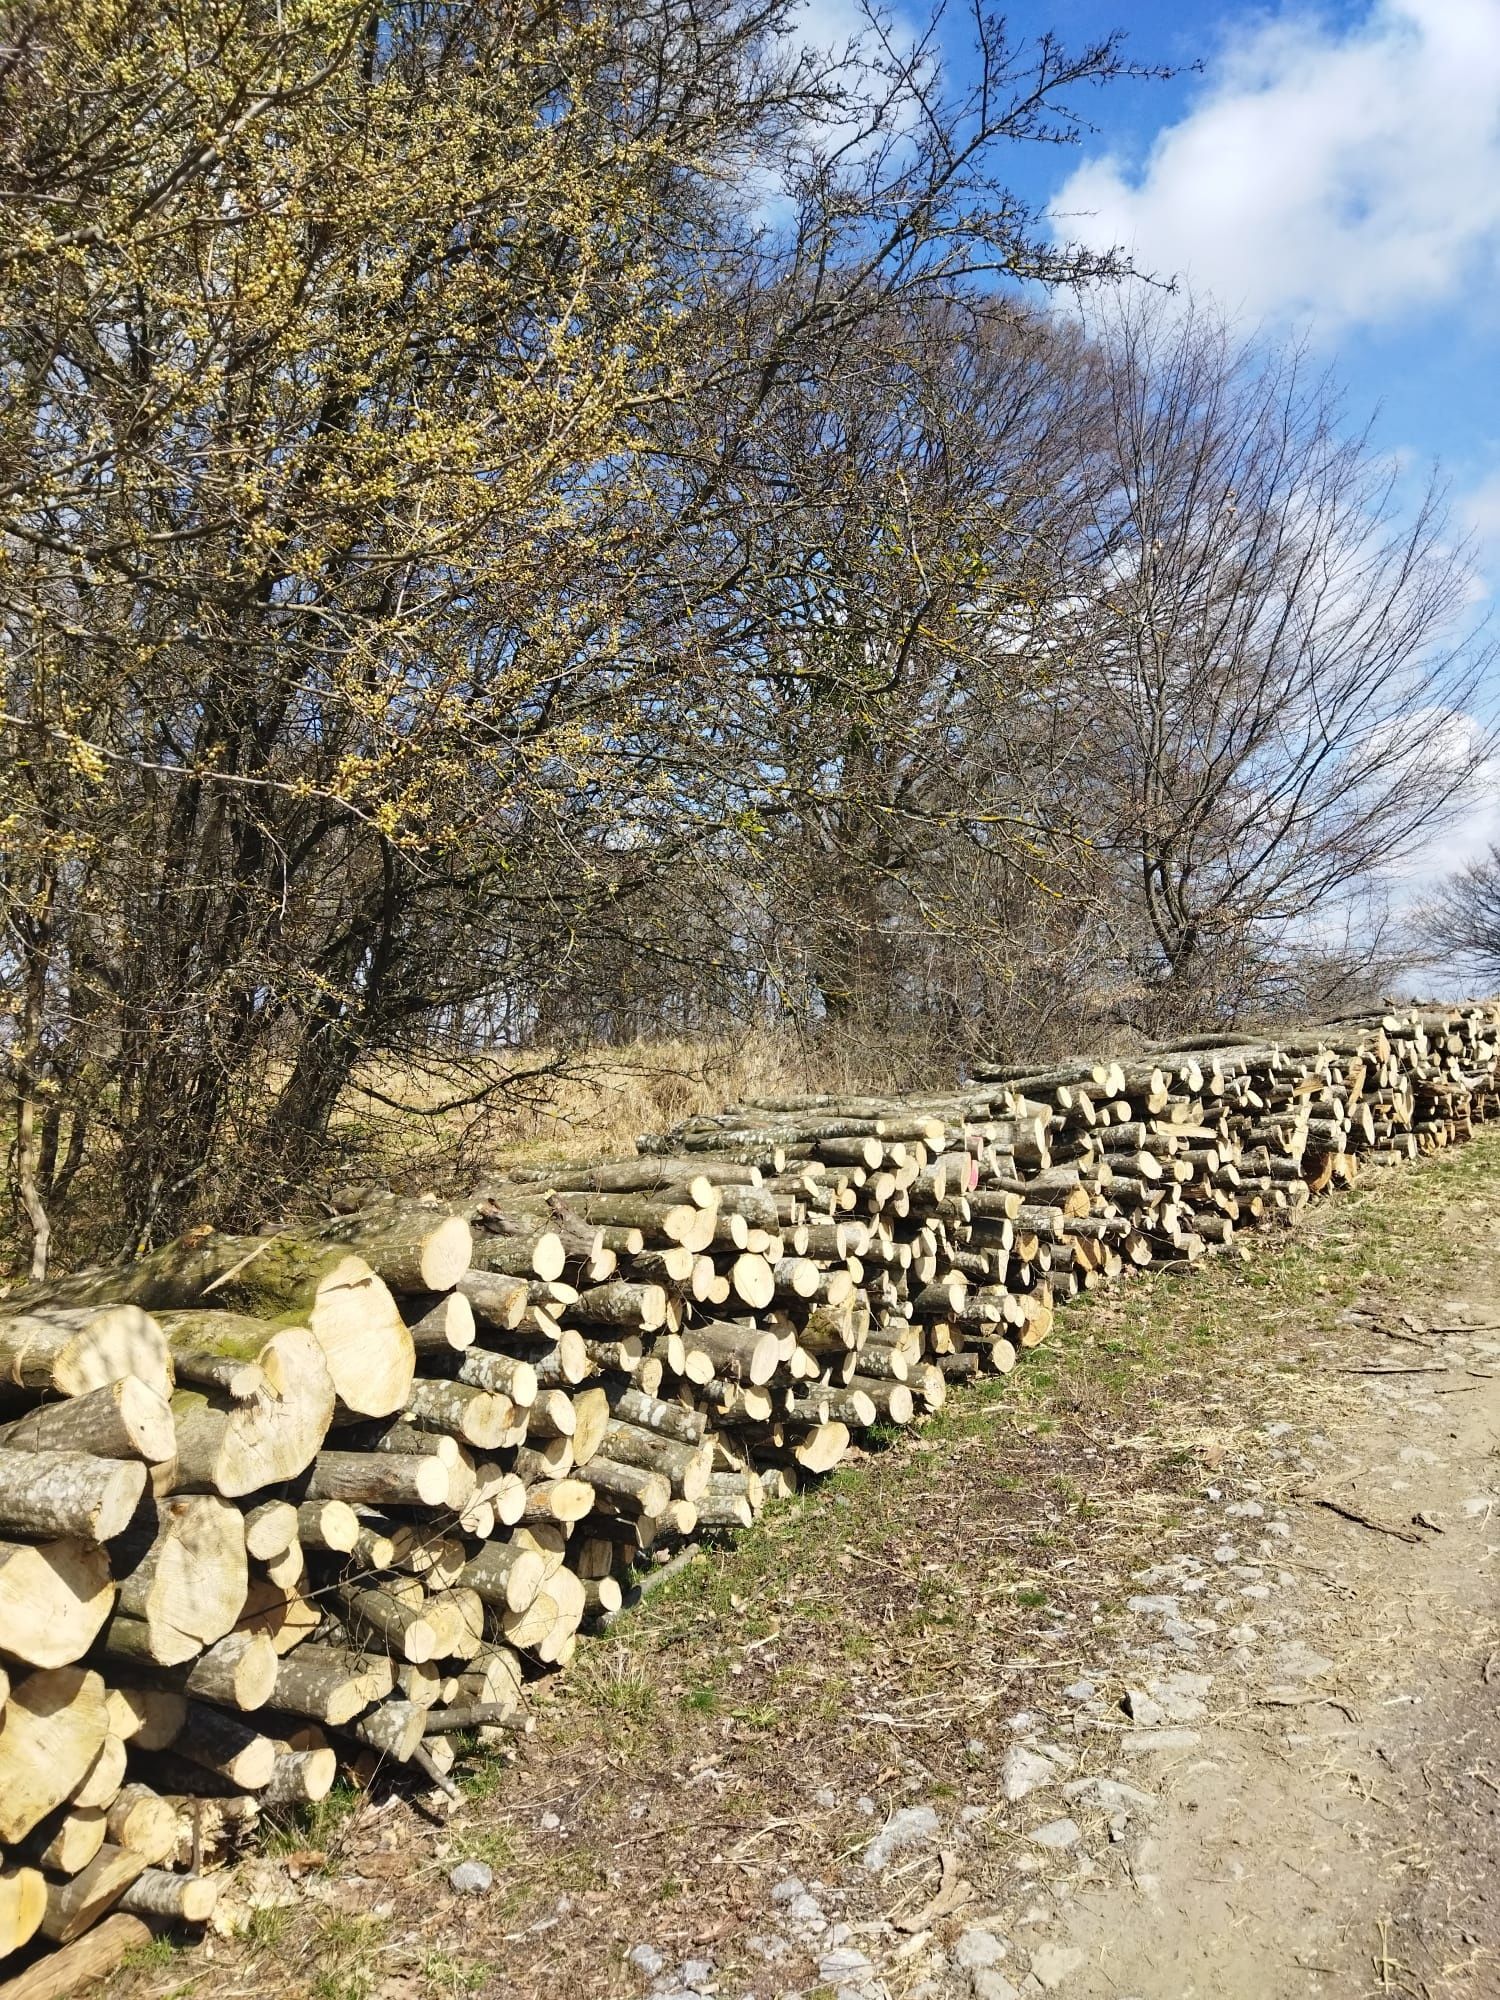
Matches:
[[1304, 1496, 1426, 1544]]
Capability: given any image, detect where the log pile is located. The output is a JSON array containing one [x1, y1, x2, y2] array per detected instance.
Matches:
[[1, 1003, 1497, 1979]]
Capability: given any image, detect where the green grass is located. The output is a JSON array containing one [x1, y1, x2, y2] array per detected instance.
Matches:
[[262, 1781, 363, 1862], [446, 1827, 516, 1870], [308, 1912, 390, 2000], [121, 1938, 181, 1975]]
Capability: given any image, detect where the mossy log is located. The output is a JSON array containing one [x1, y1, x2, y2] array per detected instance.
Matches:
[[24, 1238, 411, 1419]]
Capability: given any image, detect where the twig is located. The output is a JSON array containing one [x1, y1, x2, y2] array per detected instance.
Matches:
[[201, 1234, 280, 1296], [1304, 1496, 1426, 1543], [411, 1743, 460, 1800], [599, 1547, 700, 1628], [1336, 1364, 1450, 1376], [422, 1703, 531, 1735]]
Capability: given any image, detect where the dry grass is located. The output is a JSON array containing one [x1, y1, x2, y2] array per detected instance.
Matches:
[[329, 1029, 942, 1191]]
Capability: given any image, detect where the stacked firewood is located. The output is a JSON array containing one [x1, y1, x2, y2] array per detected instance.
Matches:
[[2, 1004, 1496, 1982]]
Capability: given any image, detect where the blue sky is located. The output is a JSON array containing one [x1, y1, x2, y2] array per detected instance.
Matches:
[[1006, 0, 1500, 554]]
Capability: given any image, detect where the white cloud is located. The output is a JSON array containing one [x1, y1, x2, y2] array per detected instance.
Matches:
[[1051, 0, 1500, 337]]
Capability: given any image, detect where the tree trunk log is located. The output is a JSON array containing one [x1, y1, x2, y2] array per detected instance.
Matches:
[[103, 1788, 180, 1867], [19, 1810, 106, 1879], [0, 1668, 109, 1843], [403, 1292, 476, 1355], [302, 1450, 449, 1509], [0, 1911, 148, 1999], [0, 1869, 48, 1965], [0, 1308, 170, 1404], [117, 1869, 218, 1926], [0, 1540, 113, 1669], [37, 1849, 146, 1946], [164, 1704, 275, 1789], [114, 1496, 247, 1665], [0, 1453, 144, 1543], [307, 1203, 472, 1294], [0, 1380, 174, 1465], [460, 1542, 546, 1616], [270, 1645, 393, 1727]]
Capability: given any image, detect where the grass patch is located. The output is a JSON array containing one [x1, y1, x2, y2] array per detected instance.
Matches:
[[308, 1912, 390, 2000]]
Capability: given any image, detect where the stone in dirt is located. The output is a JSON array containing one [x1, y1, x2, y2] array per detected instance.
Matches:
[[1125, 1593, 1179, 1617], [1120, 1690, 1165, 1726], [862, 1802, 940, 1871], [626, 1943, 664, 1976], [953, 1928, 1008, 1970], [1062, 1776, 1157, 1816], [1029, 1818, 1081, 1850], [1028, 1941, 1086, 1989], [1273, 1641, 1333, 1682], [971, 1975, 1021, 2000], [1001, 1746, 1059, 1802], [1142, 1670, 1210, 1721], [447, 1860, 493, 1895], [1119, 1728, 1202, 1754], [819, 1945, 873, 1981]]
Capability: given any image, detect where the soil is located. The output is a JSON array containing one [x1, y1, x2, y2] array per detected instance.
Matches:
[[118, 1131, 1500, 2000]]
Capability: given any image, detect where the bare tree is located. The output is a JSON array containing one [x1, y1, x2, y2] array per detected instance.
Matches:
[[1060, 297, 1494, 1032], [1421, 847, 1500, 994]]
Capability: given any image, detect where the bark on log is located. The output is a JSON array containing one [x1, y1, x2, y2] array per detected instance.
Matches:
[[0, 1380, 174, 1466], [680, 1322, 779, 1386], [516, 1479, 594, 1525], [404, 1292, 476, 1355], [0, 1453, 144, 1544], [117, 1869, 218, 1926], [598, 1420, 711, 1501], [271, 1645, 393, 1727], [166, 1704, 275, 1790], [580, 1457, 670, 1519], [31, 1239, 411, 1420], [454, 1348, 536, 1405], [103, 1788, 180, 1867], [335, 1584, 437, 1665], [261, 1744, 337, 1806], [455, 1270, 529, 1330], [307, 1203, 472, 1294], [460, 1542, 546, 1616], [466, 1230, 567, 1284], [402, 1379, 512, 1451], [19, 1810, 106, 1879], [38, 1849, 145, 1946], [302, 1451, 449, 1509], [0, 1308, 170, 1404], [346, 1697, 424, 1763], [175, 1632, 277, 1712]]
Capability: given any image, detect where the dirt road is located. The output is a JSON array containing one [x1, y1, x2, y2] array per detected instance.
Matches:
[[134, 1134, 1500, 2000]]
